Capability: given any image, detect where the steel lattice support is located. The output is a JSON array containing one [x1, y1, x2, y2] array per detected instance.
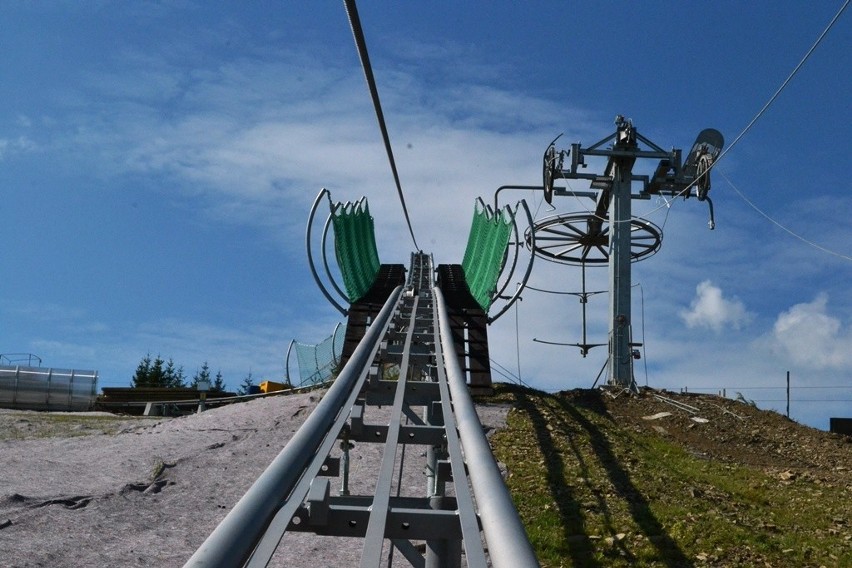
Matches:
[[184, 253, 538, 568]]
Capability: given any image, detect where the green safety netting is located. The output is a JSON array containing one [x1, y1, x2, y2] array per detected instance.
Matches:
[[332, 198, 381, 303], [294, 326, 345, 387], [461, 200, 513, 311]]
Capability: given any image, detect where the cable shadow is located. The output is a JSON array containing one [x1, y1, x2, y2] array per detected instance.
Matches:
[[554, 392, 695, 568], [514, 389, 602, 568]]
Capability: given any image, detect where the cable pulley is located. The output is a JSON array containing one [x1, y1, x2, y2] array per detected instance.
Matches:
[[541, 134, 565, 205], [526, 212, 662, 266]]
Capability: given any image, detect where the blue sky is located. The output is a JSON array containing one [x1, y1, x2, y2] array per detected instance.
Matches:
[[0, 1, 849, 429]]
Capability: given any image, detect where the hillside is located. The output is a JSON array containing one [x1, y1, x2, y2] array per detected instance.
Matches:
[[485, 384, 851, 567], [0, 385, 849, 567]]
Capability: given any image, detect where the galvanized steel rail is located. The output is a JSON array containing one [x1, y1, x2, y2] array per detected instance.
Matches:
[[184, 252, 538, 568]]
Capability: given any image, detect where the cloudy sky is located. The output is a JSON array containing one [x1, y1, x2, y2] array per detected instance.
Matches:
[[1, 2, 849, 429]]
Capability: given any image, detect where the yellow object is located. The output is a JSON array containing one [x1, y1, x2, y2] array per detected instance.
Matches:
[[259, 381, 288, 393]]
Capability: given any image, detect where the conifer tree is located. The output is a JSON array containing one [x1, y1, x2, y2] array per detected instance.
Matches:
[[130, 354, 186, 388], [238, 372, 255, 395], [163, 358, 186, 388], [212, 370, 226, 393], [131, 353, 153, 387], [191, 361, 211, 389], [149, 355, 166, 386]]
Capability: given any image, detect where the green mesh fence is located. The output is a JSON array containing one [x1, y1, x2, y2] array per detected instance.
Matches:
[[294, 325, 345, 387], [332, 198, 381, 303], [461, 201, 513, 311]]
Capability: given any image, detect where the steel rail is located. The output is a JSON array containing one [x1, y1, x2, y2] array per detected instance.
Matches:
[[429, 297, 489, 566], [360, 294, 419, 567], [183, 284, 403, 568], [245, 320, 392, 566], [306, 188, 348, 316], [187, 252, 538, 567], [435, 287, 540, 568]]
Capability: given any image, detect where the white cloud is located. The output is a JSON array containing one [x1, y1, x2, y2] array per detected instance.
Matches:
[[50, 45, 597, 260], [0, 136, 36, 160], [680, 280, 751, 331], [770, 293, 852, 369]]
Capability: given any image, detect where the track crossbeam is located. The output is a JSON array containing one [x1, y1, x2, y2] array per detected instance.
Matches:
[[184, 253, 538, 568]]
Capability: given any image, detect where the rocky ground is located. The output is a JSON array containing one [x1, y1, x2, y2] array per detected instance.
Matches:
[[597, 386, 850, 481]]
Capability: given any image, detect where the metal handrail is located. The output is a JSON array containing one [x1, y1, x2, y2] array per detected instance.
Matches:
[[435, 287, 540, 568], [183, 285, 403, 568]]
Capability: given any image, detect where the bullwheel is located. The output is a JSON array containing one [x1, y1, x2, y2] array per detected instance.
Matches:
[[526, 212, 662, 266]]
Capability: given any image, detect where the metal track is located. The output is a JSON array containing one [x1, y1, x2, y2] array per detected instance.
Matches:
[[184, 252, 538, 568]]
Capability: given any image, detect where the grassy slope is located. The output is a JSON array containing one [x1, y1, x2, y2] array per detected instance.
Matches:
[[0, 411, 150, 441], [484, 385, 851, 568]]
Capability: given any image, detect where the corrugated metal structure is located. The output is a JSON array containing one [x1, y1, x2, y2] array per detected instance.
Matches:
[[0, 366, 98, 412]]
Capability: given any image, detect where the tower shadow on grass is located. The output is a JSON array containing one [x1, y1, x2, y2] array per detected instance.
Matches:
[[511, 387, 694, 567], [513, 389, 602, 568], [553, 391, 695, 567]]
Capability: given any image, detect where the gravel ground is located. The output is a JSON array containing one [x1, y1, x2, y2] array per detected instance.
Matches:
[[0, 391, 510, 567]]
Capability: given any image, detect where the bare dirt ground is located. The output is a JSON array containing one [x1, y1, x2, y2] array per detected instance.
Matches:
[[591, 387, 851, 478], [0, 391, 510, 567]]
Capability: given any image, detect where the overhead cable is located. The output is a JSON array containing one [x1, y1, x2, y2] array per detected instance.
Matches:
[[718, 170, 852, 262], [343, 0, 420, 250], [713, 0, 849, 169], [648, 0, 849, 221]]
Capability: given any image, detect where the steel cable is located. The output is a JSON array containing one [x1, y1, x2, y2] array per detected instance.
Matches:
[[718, 169, 852, 262], [343, 0, 420, 251], [663, 0, 848, 224], [642, 0, 851, 227]]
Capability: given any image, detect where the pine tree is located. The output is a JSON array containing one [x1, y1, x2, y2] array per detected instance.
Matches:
[[237, 372, 255, 395], [149, 355, 166, 387], [163, 358, 186, 388], [131, 353, 153, 387], [191, 361, 211, 389], [131, 354, 187, 388], [211, 370, 226, 393]]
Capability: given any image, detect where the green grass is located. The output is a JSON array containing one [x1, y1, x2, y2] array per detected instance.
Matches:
[[0, 411, 149, 441], [484, 384, 852, 567]]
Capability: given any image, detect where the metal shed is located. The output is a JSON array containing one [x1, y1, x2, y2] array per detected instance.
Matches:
[[0, 366, 98, 412]]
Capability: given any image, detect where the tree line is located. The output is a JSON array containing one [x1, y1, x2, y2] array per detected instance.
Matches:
[[131, 354, 256, 393]]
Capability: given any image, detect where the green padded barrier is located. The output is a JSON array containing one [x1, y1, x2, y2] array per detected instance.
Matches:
[[461, 201, 513, 311], [332, 199, 381, 303]]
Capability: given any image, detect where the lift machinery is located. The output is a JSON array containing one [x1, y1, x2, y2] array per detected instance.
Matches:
[[529, 116, 723, 389]]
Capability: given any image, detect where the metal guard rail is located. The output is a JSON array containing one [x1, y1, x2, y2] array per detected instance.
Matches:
[[185, 253, 538, 567], [184, 284, 403, 567], [434, 287, 539, 567]]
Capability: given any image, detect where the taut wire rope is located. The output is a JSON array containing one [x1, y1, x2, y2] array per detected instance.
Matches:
[[641, 0, 849, 224], [711, 0, 849, 175], [718, 169, 852, 262], [343, 0, 420, 251]]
